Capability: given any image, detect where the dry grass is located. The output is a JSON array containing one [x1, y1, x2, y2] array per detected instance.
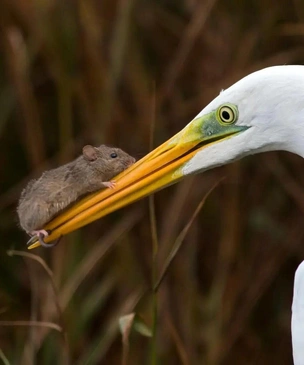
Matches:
[[1, 0, 304, 364]]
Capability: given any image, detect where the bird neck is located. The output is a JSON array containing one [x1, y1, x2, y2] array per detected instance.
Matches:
[[281, 120, 304, 158]]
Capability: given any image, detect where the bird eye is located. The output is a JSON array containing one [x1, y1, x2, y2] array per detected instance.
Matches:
[[110, 152, 117, 158], [217, 104, 238, 125]]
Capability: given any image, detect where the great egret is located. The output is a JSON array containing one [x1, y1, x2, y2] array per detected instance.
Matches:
[[27, 65, 304, 362]]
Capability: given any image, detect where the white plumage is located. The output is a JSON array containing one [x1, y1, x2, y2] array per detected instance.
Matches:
[[183, 65, 304, 175], [292, 262, 304, 365]]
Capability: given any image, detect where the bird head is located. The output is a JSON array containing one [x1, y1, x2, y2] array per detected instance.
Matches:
[[184, 65, 304, 175]]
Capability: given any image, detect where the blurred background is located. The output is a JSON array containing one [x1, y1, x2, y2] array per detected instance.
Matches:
[[1, 0, 304, 364]]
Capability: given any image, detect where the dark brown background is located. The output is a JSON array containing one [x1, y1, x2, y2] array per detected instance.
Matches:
[[1, 0, 304, 364]]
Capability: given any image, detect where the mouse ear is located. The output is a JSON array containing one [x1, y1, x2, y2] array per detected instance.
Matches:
[[83, 145, 98, 161]]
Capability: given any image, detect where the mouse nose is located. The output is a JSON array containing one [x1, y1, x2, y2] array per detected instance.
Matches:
[[128, 157, 136, 167]]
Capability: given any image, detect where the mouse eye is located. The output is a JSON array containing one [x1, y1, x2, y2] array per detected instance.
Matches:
[[110, 152, 117, 158]]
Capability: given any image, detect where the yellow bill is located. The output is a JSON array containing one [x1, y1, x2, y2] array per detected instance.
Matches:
[[28, 104, 248, 249]]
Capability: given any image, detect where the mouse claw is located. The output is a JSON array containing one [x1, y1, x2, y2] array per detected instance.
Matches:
[[26, 235, 39, 246]]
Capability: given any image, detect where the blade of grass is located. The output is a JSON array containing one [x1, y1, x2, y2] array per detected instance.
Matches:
[[165, 315, 190, 365], [149, 192, 158, 365], [120, 313, 135, 365], [0, 321, 62, 332], [0, 349, 10, 365], [159, 0, 218, 102], [155, 178, 223, 292], [7, 250, 69, 364], [73, 274, 117, 346], [148, 85, 159, 365], [102, 0, 136, 128], [59, 209, 141, 309], [4, 26, 45, 167], [77, 288, 144, 365], [22, 257, 39, 365]]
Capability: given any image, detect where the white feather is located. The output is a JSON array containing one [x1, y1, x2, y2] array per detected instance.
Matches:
[[292, 262, 304, 365], [183, 65, 304, 175]]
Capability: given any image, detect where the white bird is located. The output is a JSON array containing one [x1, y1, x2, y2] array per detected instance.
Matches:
[[292, 261, 304, 365], [28, 65, 304, 363]]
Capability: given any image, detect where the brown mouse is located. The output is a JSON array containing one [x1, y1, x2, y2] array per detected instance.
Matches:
[[17, 144, 136, 247]]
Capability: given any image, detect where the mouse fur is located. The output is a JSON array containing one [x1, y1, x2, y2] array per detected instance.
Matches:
[[17, 144, 135, 233]]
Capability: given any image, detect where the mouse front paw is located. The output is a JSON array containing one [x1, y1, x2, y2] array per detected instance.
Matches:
[[103, 181, 116, 189]]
